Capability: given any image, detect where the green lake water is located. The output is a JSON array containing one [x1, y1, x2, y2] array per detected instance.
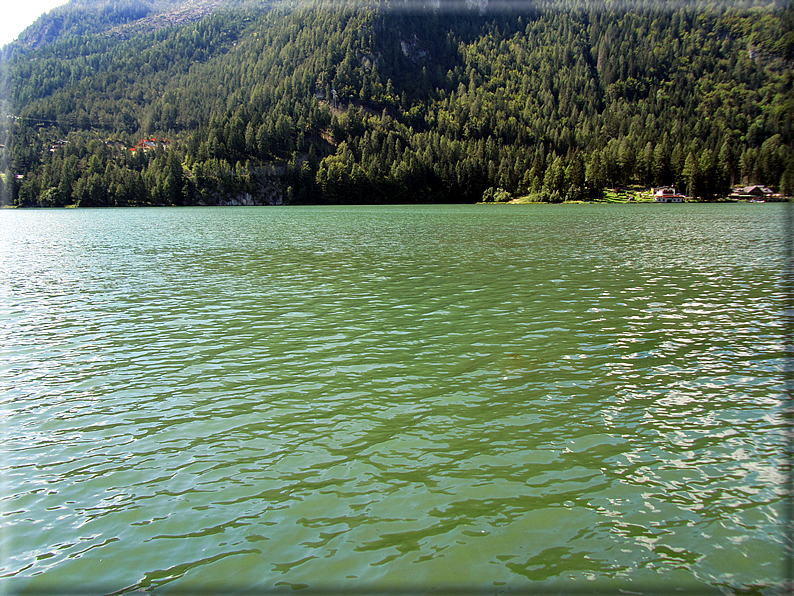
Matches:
[[1, 203, 790, 594]]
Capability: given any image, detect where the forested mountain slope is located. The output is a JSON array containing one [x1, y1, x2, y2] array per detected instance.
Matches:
[[1, 0, 792, 206]]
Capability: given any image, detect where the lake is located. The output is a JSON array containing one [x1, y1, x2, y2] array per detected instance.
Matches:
[[1, 203, 790, 594]]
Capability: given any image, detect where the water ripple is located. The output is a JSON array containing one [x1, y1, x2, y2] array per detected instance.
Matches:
[[1, 204, 788, 594]]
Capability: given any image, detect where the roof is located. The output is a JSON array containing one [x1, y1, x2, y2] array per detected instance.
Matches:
[[654, 187, 684, 196], [733, 185, 772, 195], [130, 138, 171, 152]]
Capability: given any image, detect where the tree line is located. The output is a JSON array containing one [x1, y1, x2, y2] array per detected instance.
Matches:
[[2, 0, 792, 207]]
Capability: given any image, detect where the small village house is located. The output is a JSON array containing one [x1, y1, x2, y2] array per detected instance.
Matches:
[[729, 185, 775, 200], [653, 187, 686, 202]]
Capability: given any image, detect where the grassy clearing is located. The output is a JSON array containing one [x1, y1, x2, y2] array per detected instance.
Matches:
[[511, 188, 657, 204], [601, 187, 656, 203]]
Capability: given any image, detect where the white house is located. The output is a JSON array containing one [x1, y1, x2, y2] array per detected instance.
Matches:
[[654, 187, 686, 202]]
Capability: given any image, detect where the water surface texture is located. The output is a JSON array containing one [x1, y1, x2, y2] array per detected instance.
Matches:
[[1, 204, 790, 594]]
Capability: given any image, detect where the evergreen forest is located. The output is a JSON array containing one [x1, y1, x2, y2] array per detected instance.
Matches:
[[1, 0, 792, 207]]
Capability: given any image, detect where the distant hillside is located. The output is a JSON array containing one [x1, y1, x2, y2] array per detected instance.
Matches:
[[7, 0, 243, 51], [1, 0, 792, 207]]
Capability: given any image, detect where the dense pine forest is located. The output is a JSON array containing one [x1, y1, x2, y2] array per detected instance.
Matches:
[[1, 0, 792, 206]]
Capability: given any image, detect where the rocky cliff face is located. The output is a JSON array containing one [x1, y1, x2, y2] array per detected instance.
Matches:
[[197, 179, 285, 207], [105, 0, 228, 40]]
